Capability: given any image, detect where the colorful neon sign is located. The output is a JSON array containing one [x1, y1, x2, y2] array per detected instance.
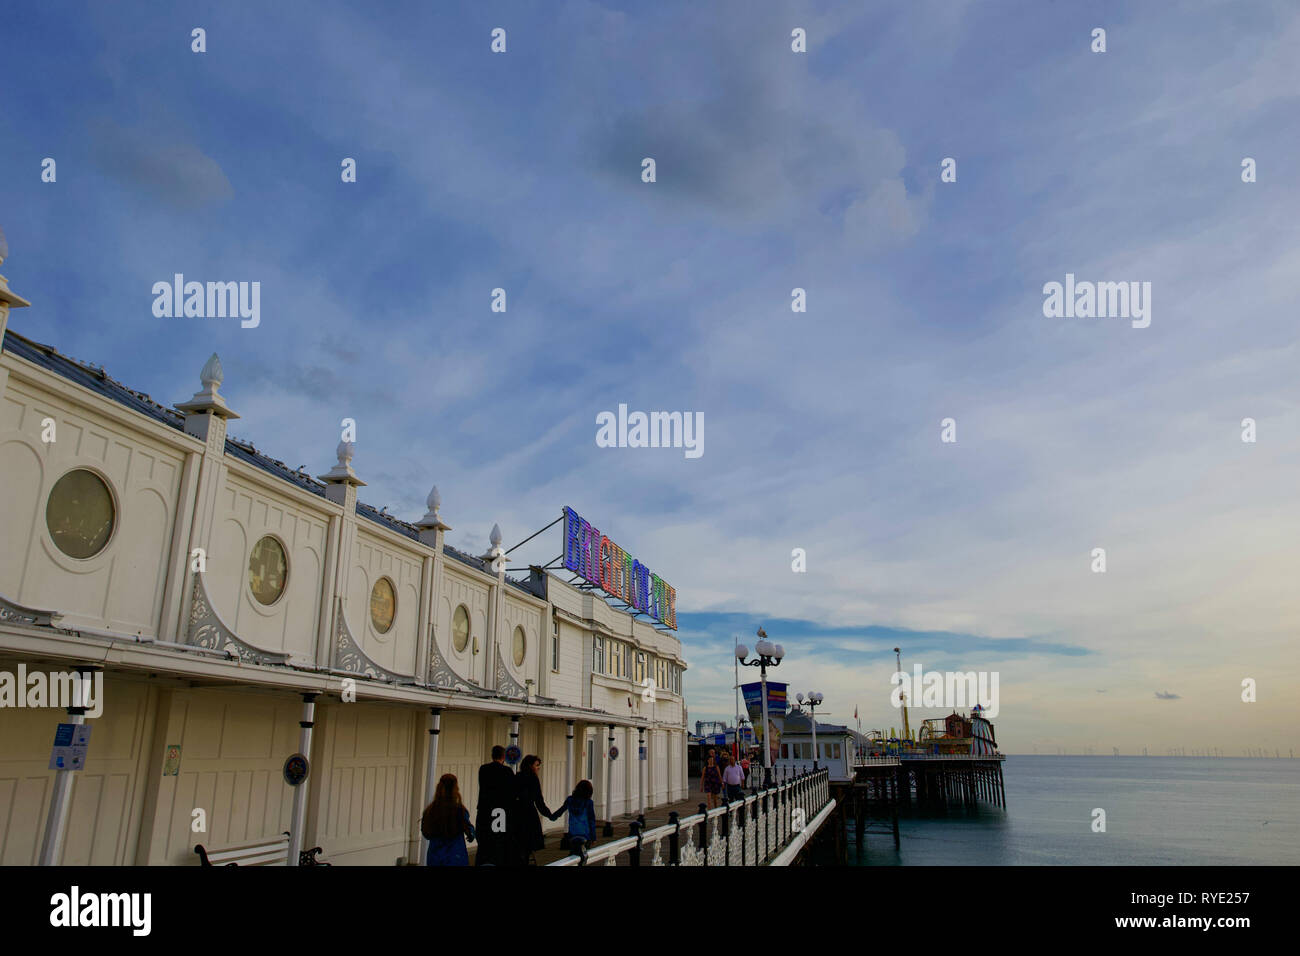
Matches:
[[563, 506, 677, 629]]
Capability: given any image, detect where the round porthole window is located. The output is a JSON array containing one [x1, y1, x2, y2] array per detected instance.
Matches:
[[370, 577, 396, 633], [513, 626, 526, 667], [248, 536, 288, 606], [452, 605, 470, 652], [46, 469, 115, 559]]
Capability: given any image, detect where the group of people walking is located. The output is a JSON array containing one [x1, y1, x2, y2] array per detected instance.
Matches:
[[700, 747, 751, 808], [420, 745, 599, 866]]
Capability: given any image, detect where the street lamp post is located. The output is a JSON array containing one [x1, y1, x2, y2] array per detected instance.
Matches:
[[735, 626, 784, 788], [798, 691, 824, 770]]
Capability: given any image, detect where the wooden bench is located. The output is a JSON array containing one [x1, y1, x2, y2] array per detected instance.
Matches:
[[194, 832, 330, 866]]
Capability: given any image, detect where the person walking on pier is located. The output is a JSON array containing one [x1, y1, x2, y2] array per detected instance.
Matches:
[[475, 745, 515, 866], [722, 754, 745, 802], [550, 779, 597, 855], [702, 755, 722, 809], [512, 754, 556, 865], [422, 774, 475, 866]]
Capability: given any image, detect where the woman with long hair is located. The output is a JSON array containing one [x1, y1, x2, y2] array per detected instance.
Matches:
[[422, 773, 475, 866], [511, 754, 556, 865], [701, 755, 722, 809]]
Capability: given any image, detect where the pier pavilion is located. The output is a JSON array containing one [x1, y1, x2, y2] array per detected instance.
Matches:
[[0, 240, 690, 865]]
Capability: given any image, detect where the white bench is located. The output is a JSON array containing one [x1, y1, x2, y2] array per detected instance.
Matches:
[[194, 834, 290, 866]]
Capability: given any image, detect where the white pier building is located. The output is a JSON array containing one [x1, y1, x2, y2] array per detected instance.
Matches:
[[0, 239, 690, 865]]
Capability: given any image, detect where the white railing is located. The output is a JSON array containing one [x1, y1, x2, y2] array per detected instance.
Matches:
[[897, 753, 1006, 761], [851, 756, 903, 767], [546, 768, 832, 867]]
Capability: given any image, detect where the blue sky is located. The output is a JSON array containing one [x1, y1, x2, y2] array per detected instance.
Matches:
[[3, 1, 1298, 753]]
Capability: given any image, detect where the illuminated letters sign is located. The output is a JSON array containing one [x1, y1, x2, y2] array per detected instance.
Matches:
[[563, 506, 677, 629]]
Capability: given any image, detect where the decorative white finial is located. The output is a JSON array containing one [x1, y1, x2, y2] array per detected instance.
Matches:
[[200, 353, 223, 389], [416, 483, 448, 531], [175, 348, 238, 420], [490, 523, 502, 548], [317, 438, 363, 487]]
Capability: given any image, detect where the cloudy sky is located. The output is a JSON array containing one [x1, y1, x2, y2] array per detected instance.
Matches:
[[3, 0, 1297, 754]]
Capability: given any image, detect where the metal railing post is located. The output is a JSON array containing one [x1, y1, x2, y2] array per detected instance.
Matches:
[[668, 811, 681, 866], [721, 797, 731, 866], [628, 820, 643, 867], [697, 803, 708, 866]]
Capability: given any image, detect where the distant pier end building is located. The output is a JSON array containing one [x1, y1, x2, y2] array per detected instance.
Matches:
[[0, 247, 689, 865]]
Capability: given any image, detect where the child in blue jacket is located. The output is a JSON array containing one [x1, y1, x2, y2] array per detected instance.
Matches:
[[551, 779, 597, 852]]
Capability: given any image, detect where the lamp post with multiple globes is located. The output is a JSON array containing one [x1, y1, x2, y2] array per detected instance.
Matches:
[[797, 691, 824, 770], [735, 627, 784, 788]]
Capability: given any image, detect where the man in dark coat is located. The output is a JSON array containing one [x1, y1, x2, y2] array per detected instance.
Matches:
[[475, 745, 517, 866]]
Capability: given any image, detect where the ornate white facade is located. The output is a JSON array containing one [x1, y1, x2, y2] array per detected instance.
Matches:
[[0, 246, 689, 865]]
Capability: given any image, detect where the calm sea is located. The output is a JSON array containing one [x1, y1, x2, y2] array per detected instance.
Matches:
[[846, 755, 1300, 865]]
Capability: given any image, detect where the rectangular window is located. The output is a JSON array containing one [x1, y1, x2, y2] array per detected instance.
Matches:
[[593, 636, 603, 674], [634, 652, 646, 683], [780, 744, 789, 759], [552, 622, 560, 672]]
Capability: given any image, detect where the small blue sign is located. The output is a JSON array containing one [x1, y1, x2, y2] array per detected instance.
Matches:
[[53, 723, 75, 747], [609, 746, 619, 761], [283, 753, 310, 786], [505, 745, 522, 766]]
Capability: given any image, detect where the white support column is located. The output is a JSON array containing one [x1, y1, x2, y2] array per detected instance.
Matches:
[[602, 723, 615, 835], [420, 707, 443, 865], [637, 726, 647, 815], [565, 720, 575, 790], [37, 668, 96, 866], [286, 692, 318, 867]]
